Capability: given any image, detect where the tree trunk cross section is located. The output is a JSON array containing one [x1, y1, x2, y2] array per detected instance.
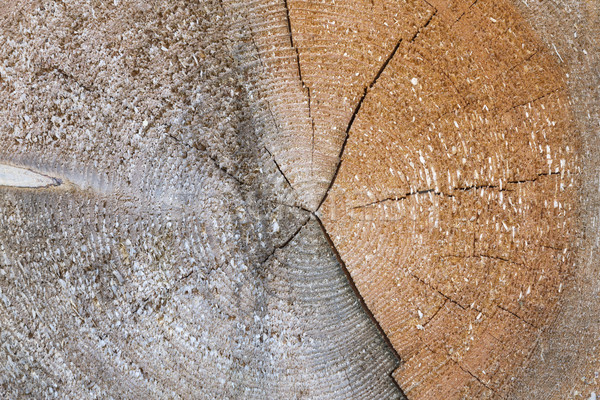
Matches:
[[0, 0, 598, 398]]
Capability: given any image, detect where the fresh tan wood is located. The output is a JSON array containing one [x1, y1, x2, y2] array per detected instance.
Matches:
[[319, 0, 582, 398]]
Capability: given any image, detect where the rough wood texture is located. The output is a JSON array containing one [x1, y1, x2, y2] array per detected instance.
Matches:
[[0, 1, 400, 398], [0, 0, 599, 399], [320, 0, 579, 398]]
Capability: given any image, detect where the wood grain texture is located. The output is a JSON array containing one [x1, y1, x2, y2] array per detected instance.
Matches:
[[0, 0, 599, 398], [318, 0, 579, 398], [0, 1, 399, 398]]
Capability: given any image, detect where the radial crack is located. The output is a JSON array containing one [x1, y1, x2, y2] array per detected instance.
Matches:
[[411, 272, 470, 311], [506, 87, 564, 112], [352, 189, 453, 210], [352, 171, 564, 209], [408, 9, 437, 43], [456, 363, 498, 395], [440, 254, 524, 268], [247, 33, 285, 141], [282, 0, 316, 173], [496, 304, 538, 329], [502, 49, 541, 75], [452, 0, 480, 26], [422, 299, 446, 327], [314, 215, 407, 397], [414, 48, 467, 103], [264, 146, 294, 189], [260, 215, 311, 264], [317, 38, 404, 211]]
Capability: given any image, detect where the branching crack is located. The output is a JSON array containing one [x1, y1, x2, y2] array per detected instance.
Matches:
[[317, 38, 404, 211], [418, 342, 500, 396], [244, 3, 558, 396], [409, 272, 469, 311], [276, 202, 314, 214]]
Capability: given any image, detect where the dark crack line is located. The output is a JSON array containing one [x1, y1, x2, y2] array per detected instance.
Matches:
[[352, 171, 563, 209], [244, 18, 299, 193], [283, 0, 316, 174], [452, 0, 480, 26], [316, 38, 404, 211], [422, 299, 446, 328], [224, 11, 406, 390], [264, 146, 294, 189], [502, 49, 540, 75], [315, 7, 441, 211], [352, 189, 454, 210], [496, 304, 538, 330], [409, 272, 469, 311], [414, 48, 468, 104], [540, 244, 566, 252], [418, 341, 501, 397], [53, 66, 94, 92], [260, 216, 311, 264], [408, 9, 437, 43], [421, 106, 463, 133], [282, 0, 296, 62], [131, 265, 201, 316], [260, 208, 407, 398], [248, 33, 285, 140], [439, 254, 525, 268], [314, 215, 407, 398], [205, 153, 244, 186], [308, 87, 316, 174], [237, 4, 551, 396], [457, 363, 499, 396], [35, 63, 127, 108], [456, 171, 561, 190], [420, 0, 436, 10], [276, 202, 314, 215]]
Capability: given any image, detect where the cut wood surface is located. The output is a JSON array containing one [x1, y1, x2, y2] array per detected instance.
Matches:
[[320, 0, 579, 398], [0, 0, 598, 399]]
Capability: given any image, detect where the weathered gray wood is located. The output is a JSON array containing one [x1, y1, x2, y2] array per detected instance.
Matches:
[[0, 0, 400, 398]]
